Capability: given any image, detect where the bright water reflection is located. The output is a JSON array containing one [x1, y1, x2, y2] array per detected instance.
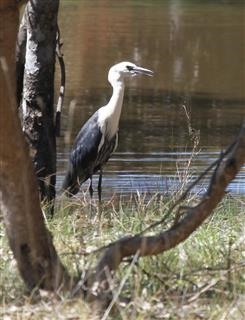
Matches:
[[57, 0, 245, 198]]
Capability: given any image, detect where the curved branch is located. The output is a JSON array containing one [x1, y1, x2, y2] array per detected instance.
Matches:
[[89, 124, 245, 295]]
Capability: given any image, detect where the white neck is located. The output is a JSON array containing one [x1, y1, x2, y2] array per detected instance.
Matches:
[[108, 81, 125, 119], [98, 80, 125, 137]]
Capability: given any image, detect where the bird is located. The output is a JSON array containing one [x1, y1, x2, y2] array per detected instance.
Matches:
[[62, 61, 153, 201]]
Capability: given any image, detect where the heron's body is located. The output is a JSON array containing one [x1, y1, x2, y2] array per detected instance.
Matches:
[[62, 61, 153, 199]]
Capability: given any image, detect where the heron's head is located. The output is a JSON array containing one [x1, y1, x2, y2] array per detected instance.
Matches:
[[108, 61, 153, 85]]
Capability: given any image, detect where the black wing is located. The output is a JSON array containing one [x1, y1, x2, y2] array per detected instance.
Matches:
[[62, 112, 103, 195], [94, 133, 118, 172], [71, 111, 102, 175]]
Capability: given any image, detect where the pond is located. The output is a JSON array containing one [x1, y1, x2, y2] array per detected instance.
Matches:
[[56, 0, 245, 199]]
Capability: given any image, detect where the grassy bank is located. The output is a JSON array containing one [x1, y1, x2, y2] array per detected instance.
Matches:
[[0, 194, 244, 319]]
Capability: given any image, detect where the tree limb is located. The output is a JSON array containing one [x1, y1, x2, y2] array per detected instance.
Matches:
[[88, 124, 245, 297]]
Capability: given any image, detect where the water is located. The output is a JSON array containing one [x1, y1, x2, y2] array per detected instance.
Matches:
[[56, 0, 245, 198]]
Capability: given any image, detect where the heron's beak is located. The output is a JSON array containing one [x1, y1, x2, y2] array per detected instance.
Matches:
[[133, 66, 154, 77]]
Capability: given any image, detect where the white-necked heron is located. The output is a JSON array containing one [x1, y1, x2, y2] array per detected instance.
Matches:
[[62, 61, 153, 200]]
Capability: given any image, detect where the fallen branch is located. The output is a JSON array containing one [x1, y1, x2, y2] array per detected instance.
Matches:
[[87, 124, 245, 298]]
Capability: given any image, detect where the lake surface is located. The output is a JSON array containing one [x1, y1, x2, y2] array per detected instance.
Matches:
[[56, 0, 245, 199]]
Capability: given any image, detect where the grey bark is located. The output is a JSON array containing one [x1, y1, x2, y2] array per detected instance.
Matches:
[[22, 0, 59, 213]]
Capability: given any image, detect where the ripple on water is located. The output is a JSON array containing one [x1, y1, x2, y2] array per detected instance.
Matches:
[[57, 151, 245, 200]]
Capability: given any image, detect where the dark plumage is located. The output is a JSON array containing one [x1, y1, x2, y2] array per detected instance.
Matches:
[[62, 111, 117, 197], [62, 61, 153, 200]]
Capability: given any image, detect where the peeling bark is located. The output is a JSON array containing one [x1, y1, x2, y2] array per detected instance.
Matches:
[[0, 0, 71, 292], [55, 27, 66, 137], [21, 0, 59, 213]]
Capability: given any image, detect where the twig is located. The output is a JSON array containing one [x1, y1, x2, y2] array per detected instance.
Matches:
[[188, 278, 219, 303]]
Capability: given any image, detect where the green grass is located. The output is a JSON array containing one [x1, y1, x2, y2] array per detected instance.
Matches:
[[0, 194, 245, 319]]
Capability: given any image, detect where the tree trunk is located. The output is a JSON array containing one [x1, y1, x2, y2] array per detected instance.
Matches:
[[0, 0, 70, 292], [22, 0, 59, 213], [1, 0, 245, 307]]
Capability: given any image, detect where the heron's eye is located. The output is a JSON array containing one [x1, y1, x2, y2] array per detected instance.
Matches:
[[126, 65, 134, 71]]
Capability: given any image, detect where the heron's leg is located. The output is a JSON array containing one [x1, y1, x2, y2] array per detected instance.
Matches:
[[89, 177, 93, 198], [98, 169, 103, 202]]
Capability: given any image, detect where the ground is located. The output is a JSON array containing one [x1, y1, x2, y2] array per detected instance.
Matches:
[[0, 194, 244, 319]]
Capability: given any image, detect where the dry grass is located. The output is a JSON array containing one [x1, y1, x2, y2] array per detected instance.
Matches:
[[0, 192, 245, 319]]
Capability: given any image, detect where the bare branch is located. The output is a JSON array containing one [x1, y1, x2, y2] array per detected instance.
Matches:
[[88, 124, 245, 297]]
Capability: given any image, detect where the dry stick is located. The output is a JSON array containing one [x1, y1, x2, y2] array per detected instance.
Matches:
[[188, 278, 219, 303], [87, 124, 245, 297], [55, 26, 65, 137]]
